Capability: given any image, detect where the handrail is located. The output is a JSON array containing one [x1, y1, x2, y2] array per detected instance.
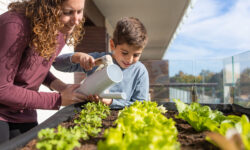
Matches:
[[150, 83, 218, 103], [150, 83, 218, 87]]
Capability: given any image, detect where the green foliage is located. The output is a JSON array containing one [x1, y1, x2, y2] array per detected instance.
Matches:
[[174, 99, 250, 149], [98, 101, 180, 150], [170, 71, 200, 83], [73, 102, 110, 139], [235, 115, 250, 149], [174, 99, 226, 132], [36, 102, 110, 150], [36, 126, 81, 150]]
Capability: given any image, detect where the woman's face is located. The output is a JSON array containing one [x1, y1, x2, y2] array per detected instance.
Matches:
[[60, 0, 85, 35]]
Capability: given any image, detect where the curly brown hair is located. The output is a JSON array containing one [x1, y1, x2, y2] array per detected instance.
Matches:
[[113, 17, 148, 50], [8, 0, 85, 59]]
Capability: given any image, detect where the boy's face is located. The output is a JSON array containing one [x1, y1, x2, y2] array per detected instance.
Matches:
[[110, 40, 143, 69]]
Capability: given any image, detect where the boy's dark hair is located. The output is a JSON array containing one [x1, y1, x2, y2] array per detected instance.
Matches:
[[112, 17, 148, 49]]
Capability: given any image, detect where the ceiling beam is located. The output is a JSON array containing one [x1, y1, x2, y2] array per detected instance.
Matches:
[[84, 0, 105, 27]]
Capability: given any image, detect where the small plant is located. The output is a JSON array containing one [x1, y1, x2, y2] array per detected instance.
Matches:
[[73, 102, 110, 139], [36, 126, 81, 150], [36, 102, 110, 150]]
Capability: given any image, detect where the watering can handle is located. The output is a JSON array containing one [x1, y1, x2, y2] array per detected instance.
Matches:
[[95, 57, 104, 66], [94, 55, 113, 66], [94, 55, 114, 72]]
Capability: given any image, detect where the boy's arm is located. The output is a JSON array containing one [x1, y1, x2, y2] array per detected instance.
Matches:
[[71, 52, 95, 71], [53, 52, 102, 73], [53, 53, 85, 72], [53, 53, 86, 72]]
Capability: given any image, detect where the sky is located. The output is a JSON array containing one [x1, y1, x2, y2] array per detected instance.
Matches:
[[164, 0, 250, 61]]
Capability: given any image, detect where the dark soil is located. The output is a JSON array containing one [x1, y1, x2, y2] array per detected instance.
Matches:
[[164, 111, 219, 150], [21, 110, 221, 150]]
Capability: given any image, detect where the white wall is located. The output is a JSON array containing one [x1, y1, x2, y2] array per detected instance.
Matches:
[[0, 1, 75, 124], [0, 1, 8, 13]]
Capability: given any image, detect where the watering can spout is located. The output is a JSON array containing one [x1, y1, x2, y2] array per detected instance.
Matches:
[[100, 91, 127, 99]]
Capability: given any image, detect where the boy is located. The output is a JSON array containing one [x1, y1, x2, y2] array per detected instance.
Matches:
[[53, 17, 149, 109]]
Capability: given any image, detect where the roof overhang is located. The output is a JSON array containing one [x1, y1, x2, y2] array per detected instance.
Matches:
[[92, 0, 191, 60]]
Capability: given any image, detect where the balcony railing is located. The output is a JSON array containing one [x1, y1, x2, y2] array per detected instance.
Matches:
[[150, 83, 218, 103]]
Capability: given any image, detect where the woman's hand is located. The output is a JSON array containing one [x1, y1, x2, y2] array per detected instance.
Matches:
[[87, 95, 113, 106], [60, 84, 87, 106], [71, 52, 95, 71]]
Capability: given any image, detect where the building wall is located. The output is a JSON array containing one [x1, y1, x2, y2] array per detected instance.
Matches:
[[76, 26, 108, 53]]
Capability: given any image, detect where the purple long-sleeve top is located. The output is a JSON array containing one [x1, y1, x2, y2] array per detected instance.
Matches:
[[0, 11, 65, 123]]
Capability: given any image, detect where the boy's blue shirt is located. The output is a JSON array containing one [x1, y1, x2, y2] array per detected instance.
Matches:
[[53, 52, 149, 109]]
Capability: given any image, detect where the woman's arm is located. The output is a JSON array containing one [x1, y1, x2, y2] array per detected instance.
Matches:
[[48, 77, 67, 92], [0, 22, 61, 110], [44, 70, 87, 105], [0, 21, 85, 110]]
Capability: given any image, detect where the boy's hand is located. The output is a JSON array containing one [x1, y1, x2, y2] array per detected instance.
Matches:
[[102, 98, 113, 105], [72, 52, 95, 71], [87, 95, 113, 106]]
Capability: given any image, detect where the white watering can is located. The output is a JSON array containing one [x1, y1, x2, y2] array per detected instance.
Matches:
[[75, 55, 126, 99]]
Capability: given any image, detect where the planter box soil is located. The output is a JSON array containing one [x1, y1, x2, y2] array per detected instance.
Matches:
[[3, 102, 249, 150], [21, 110, 220, 150]]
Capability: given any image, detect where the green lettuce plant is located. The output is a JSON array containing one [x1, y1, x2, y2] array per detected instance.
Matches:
[[36, 102, 110, 150], [98, 101, 180, 150], [36, 126, 81, 150], [174, 99, 250, 149], [174, 99, 226, 132]]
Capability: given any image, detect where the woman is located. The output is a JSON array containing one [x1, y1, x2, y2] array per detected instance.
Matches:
[[0, 0, 86, 143]]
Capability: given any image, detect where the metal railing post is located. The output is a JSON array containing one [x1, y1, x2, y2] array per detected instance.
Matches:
[[229, 86, 235, 104], [191, 86, 197, 103]]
